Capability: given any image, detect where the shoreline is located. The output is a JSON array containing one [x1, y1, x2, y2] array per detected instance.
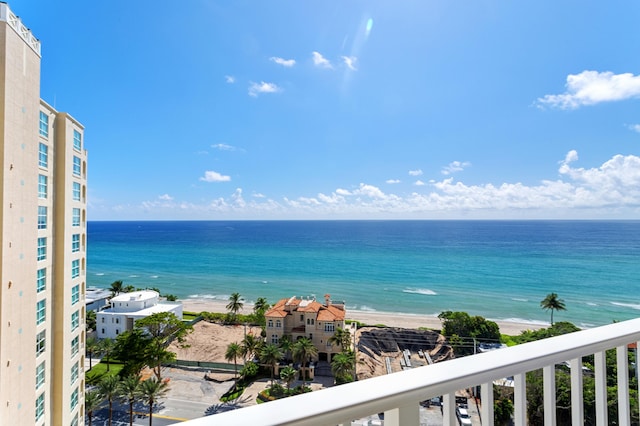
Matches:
[[180, 298, 546, 336]]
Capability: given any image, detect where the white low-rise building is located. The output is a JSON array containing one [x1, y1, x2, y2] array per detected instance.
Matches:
[[96, 290, 182, 339]]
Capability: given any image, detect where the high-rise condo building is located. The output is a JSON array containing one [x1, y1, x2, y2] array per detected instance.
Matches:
[[0, 3, 87, 425]]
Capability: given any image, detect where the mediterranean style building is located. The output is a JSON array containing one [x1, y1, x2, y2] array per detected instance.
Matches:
[[0, 4, 87, 425], [265, 294, 347, 362], [96, 290, 183, 339]]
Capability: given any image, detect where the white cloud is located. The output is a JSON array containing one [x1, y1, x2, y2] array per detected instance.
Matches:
[[270, 57, 296, 67], [212, 143, 240, 152], [628, 124, 640, 133], [342, 56, 357, 71], [225, 75, 235, 84], [252, 192, 265, 198], [312, 51, 332, 69], [386, 179, 401, 184], [95, 152, 640, 220], [414, 180, 426, 186], [409, 169, 423, 176], [199, 171, 231, 182], [248, 81, 281, 97], [442, 161, 471, 175], [537, 71, 640, 109]]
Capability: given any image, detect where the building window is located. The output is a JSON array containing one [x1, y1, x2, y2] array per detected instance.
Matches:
[[72, 208, 80, 226], [101, 328, 105, 335], [71, 310, 79, 331], [70, 416, 79, 426], [70, 362, 79, 384], [72, 182, 81, 201], [37, 237, 46, 261], [72, 156, 81, 176], [37, 206, 47, 230], [271, 334, 279, 344], [36, 330, 46, 356], [72, 259, 80, 279], [36, 361, 45, 389], [36, 299, 46, 324], [325, 323, 335, 332], [115, 329, 120, 335], [276, 320, 281, 328], [38, 174, 47, 199], [71, 336, 79, 356], [300, 315, 304, 322], [72, 234, 80, 252], [267, 320, 273, 328], [35, 392, 45, 422], [39, 111, 48, 137], [101, 317, 105, 323], [37, 268, 46, 293], [71, 285, 79, 305], [39, 143, 48, 168], [70, 387, 78, 410], [73, 129, 82, 151]]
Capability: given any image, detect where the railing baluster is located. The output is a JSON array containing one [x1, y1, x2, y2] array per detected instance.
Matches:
[[570, 357, 584, 426], [513, 373, 527, 426], [480, 381, 494, 426], [543, 365, 556, 425], [617, 345, 630, 426], [443, 392, 456, 426], [594, 350, 608, 426], [384, 404, 419, 426]]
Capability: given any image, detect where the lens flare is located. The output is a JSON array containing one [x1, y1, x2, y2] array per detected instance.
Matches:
[[365, 18, 373, 37]]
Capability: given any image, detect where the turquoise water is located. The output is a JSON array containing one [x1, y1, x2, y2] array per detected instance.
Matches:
[[87, 221, 640, 328]]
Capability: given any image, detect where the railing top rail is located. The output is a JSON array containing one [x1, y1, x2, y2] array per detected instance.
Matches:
[[177, 317, 640, 426]]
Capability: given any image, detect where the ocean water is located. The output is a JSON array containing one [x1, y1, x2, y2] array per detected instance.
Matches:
[[87, 220, 640, 328]]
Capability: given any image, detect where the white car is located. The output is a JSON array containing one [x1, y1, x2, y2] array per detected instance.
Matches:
[[456, 407, 473, 425]]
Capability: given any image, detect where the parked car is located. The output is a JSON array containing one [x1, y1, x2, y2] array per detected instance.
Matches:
[[456, 407, 472, 426]]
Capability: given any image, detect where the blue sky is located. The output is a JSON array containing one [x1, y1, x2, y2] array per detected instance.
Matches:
[[15, 1, 640, 220]]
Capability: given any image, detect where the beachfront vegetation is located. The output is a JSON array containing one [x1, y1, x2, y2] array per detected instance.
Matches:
[[540, 292, 567, 325], [225, 342, 243, 384], [293, 338, 318, 387], [438, 311, 500, 356], [226, 292, 244, 322], [260, 343, 284, 386]]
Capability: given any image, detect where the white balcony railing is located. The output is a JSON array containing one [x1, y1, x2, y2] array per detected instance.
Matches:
[[176, 318, 640, 426]]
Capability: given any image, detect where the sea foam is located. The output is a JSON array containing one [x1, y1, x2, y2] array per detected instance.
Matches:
[[402, 288, 437, 296]]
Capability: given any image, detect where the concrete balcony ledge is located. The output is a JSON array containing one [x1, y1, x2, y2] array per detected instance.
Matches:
[[176, 318, 640, 426]]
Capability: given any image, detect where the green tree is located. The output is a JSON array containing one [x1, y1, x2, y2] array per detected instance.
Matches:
[[86, 336, 100, 371], [540, 292, 566, 325], [135, 312, 193, 380], [109, 280, 124, 298], [113, 328, 153, 377], [328, 327, 352, 352], [97, 374, 120, 426], [123, 285, 136, 293], [260, 343, 284, 386], [225, 342, 243, 384], [279, 335, 293, 360], [254, 297, 270, 315], [292, 338, 318, 388], [438, 311, 500, 356], [241, 333, 261, 361], [86, 309, 97, 331], [118, 375, 142, 426], [99, 338, 116, 372], [226, 292, 244, 323], [331, 351, 355, 384], [139, 378, 169, 426], [84, 389, 103, 426], [279, 365, 297, 392]]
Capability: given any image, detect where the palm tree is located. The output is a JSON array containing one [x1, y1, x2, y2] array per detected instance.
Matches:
[[97, 374, 120, 426], [331, 351, 356, 384], [260, 343, 283, 386], [241, 333, 261, 361], [328, 327, 352, 352], [84, 389, 104, 426], [292, 338, 318, 388], [109, 280, 124, 298], [139, 378, 169, 426], [225, 342, 243, 384], [253, 297, 269, 314], [118, 375, 142, 426], [99, 337, 115, 372], [226, 292, 244, 323], [279, 335, 293, 361], [86, 336, 100, 371], [279, 365, 297, 392], [540, 292, 567, 325]]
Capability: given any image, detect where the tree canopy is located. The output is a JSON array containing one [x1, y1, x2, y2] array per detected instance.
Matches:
[[438, 311, 500, 356], [540, 292, 567, 325]]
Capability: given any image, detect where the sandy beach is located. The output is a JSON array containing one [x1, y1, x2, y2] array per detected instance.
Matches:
[[181, 298, 545, 336]]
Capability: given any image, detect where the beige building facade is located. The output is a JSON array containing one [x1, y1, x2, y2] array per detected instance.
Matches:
[[0, 4, 87, 425]]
